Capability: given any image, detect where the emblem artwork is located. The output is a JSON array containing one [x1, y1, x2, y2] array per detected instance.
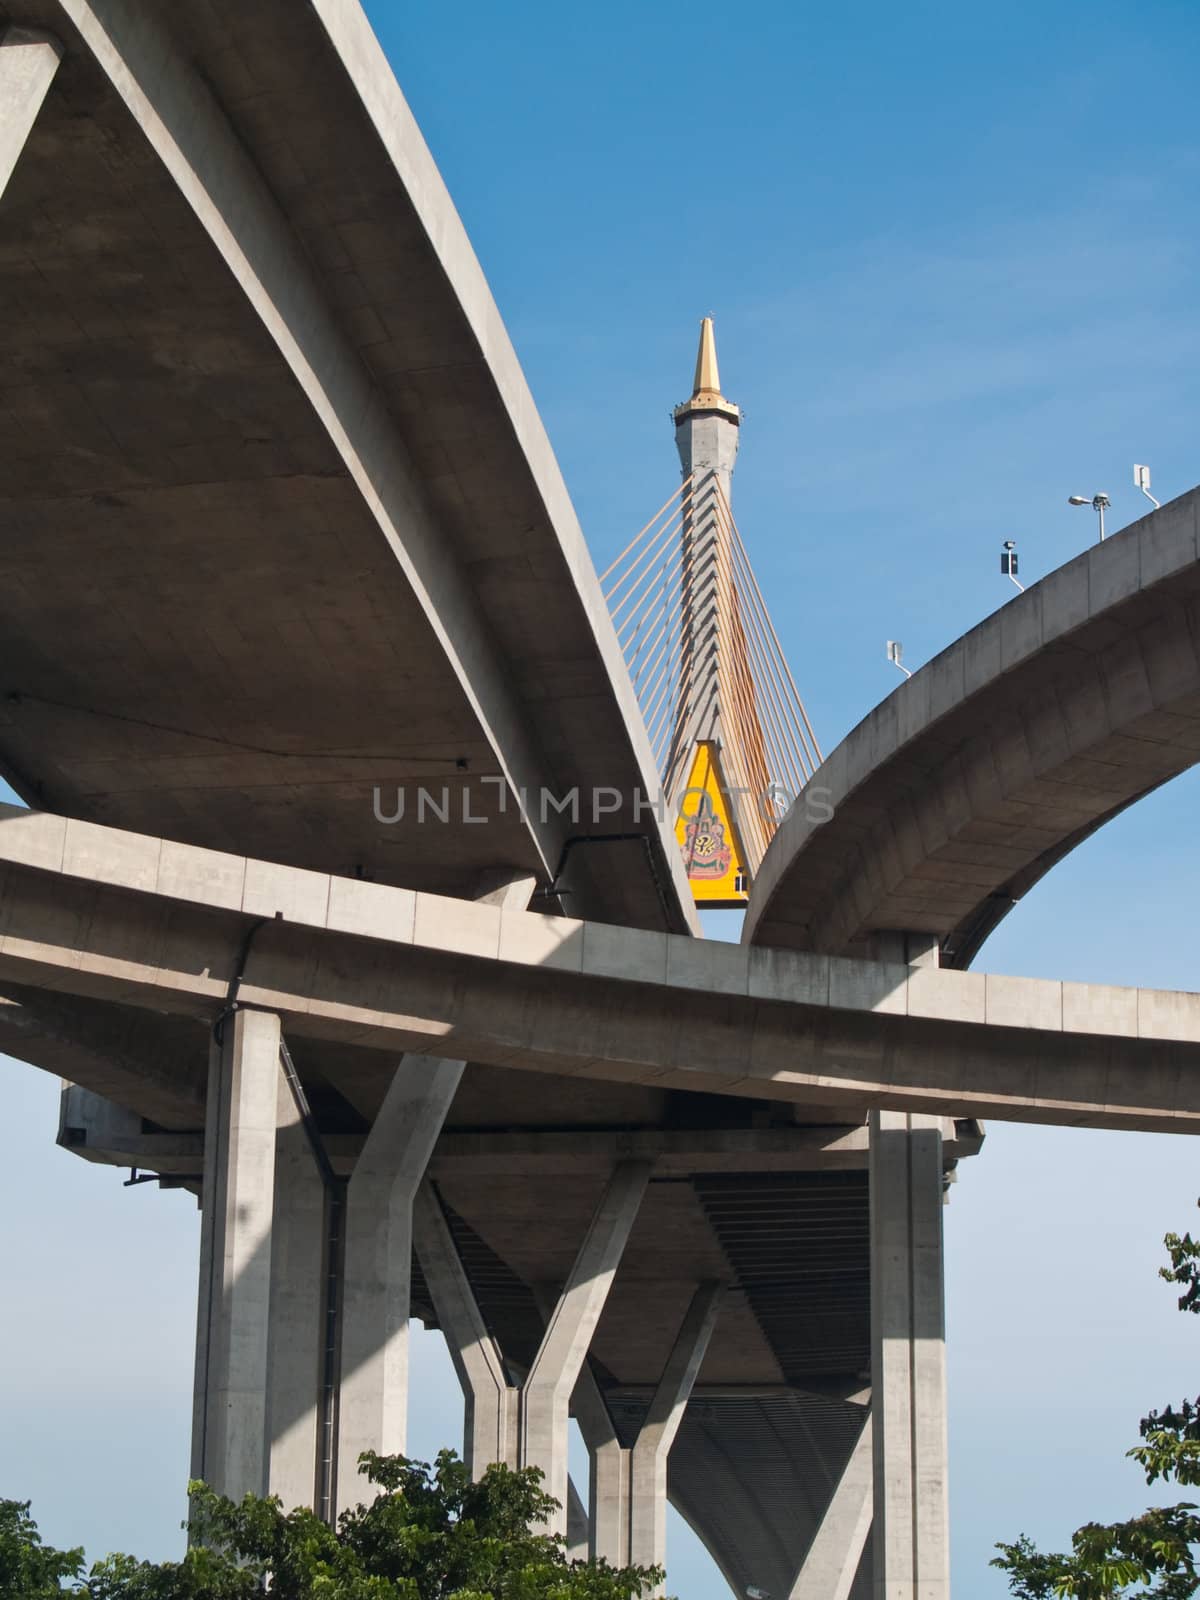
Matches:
[[683, 803, 733, 880]]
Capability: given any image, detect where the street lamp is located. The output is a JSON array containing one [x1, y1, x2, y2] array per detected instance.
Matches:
[[1068, 492, 1110, 542], [1001, 539, 1024, 592]]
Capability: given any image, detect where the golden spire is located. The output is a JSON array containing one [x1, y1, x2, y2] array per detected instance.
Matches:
[[693, 315, 721, 398], [674, 315, 740, 425]]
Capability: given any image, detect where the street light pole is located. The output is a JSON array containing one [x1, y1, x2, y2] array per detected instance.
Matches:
[[1068, 493, 1110, 543]]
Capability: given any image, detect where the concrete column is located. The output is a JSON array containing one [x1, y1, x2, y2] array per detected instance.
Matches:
[[628, 1282, 724, 1578], [335, 1056, 464, 1514], [265, 1072, 326, 1510], [571, 1363, 631, 1566], [566, 1480, 590, 1564], [0, 26, 62, 202], [789, 1416, 873, 1600], [869, 1110, 949, 1600], [191, 1008, 281, 1499], [522, 1162, 650, 1536], [413, 1179, 519, 1474]]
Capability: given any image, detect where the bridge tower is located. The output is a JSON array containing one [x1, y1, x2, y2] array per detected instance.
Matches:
[[669, 315, 742, 777], [666, 319, 770, 904]]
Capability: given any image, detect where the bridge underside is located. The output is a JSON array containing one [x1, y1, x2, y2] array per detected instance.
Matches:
[[0, 0, 691, 934]]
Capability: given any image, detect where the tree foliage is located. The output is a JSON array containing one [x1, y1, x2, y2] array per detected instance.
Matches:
[[1, 1451, 665, 1600], [993, 1203, 1200, 1598], [0, 1499, 83, 1599]]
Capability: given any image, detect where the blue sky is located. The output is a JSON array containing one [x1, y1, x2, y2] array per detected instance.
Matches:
[[3, 0, 1200, 1594]]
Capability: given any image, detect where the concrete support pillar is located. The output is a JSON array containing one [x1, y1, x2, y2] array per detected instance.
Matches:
[[265, 1072, 326, 1510], [869, 1110, 949, 1600], [566, 1480, 590, 1564], [522, 1162, 651, 1535], [191, 1008, 281, 1500], [789, 1416, 873, 1600], [571, 1364, 631, 1566], [335, 1056, 464, 1514], [628, 1282, 724, 1579], [417, 1166, 648, 1541], [413, 1178, 519, 1474], [0, 26, 62, 202]]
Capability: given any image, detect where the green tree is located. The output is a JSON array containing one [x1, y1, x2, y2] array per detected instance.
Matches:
[[3, 1451, 665, 1600], [0, 1499, 83, 1599], [993, 1206, 1200, 1598]]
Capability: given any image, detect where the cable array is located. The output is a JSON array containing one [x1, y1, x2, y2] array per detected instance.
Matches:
[[602, 479, 822, 876]]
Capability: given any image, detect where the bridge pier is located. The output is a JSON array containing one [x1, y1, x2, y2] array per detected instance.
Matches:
[[628, 1282, 724, 1581], [265, 1071, 327, 1511], [789, 1416, 873, 1600], [334, 1056, 464, 1514], [189, 1017, 464, 1515], [869, 1109, 950, 1600], [191, 1008, 282, 1500], [571, 1360, 631, 1565], [413, 1178, 520, 1474], [415, 1165, 653, 1542]]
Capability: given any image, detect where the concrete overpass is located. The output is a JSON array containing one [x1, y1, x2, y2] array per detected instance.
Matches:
[[746, 489, 1200, 964], [0, 0, 694, 933], [1, 6, 1197, 1600]]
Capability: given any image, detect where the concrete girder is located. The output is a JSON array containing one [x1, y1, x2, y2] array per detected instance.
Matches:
[[0, 983, 205, 1129], [48, 0, 570, 896], [0, 812, 1197, 1130], [0, 24, 61, 199], [54, 1121, 984, 1188]]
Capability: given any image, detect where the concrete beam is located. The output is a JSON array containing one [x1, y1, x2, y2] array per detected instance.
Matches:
[[789, 1417, 873, 1600], [870, 1112, 948, 1600], [0, 814, 1198, 1130], [57, 1118, 984, 1185], [54, 0, 568, 890], [0, 26, 61, 201], [192, 1008, 280, 1500], [523, 1162, 650, 1534], [336, 1056, 463, 1514], [2, 983, 205, 1130], [628, 1282, 725, 1578]]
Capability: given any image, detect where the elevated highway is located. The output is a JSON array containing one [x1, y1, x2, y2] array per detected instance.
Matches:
[[746, 490, 1200, 964], [0, 3, 879, 1596], [1, 5, 1195, 1600], [0, 0, 693, 934]]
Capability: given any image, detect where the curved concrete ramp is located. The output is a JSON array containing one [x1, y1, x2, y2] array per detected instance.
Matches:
[[746, 490, 1200, 965], [0, 0, 692, 934]]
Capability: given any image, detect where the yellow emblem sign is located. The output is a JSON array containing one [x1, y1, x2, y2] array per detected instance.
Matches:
[[674, 741, 749, 907]]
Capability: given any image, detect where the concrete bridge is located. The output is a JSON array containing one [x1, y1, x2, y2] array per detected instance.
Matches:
[[1, 5, 1198, 1600]]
